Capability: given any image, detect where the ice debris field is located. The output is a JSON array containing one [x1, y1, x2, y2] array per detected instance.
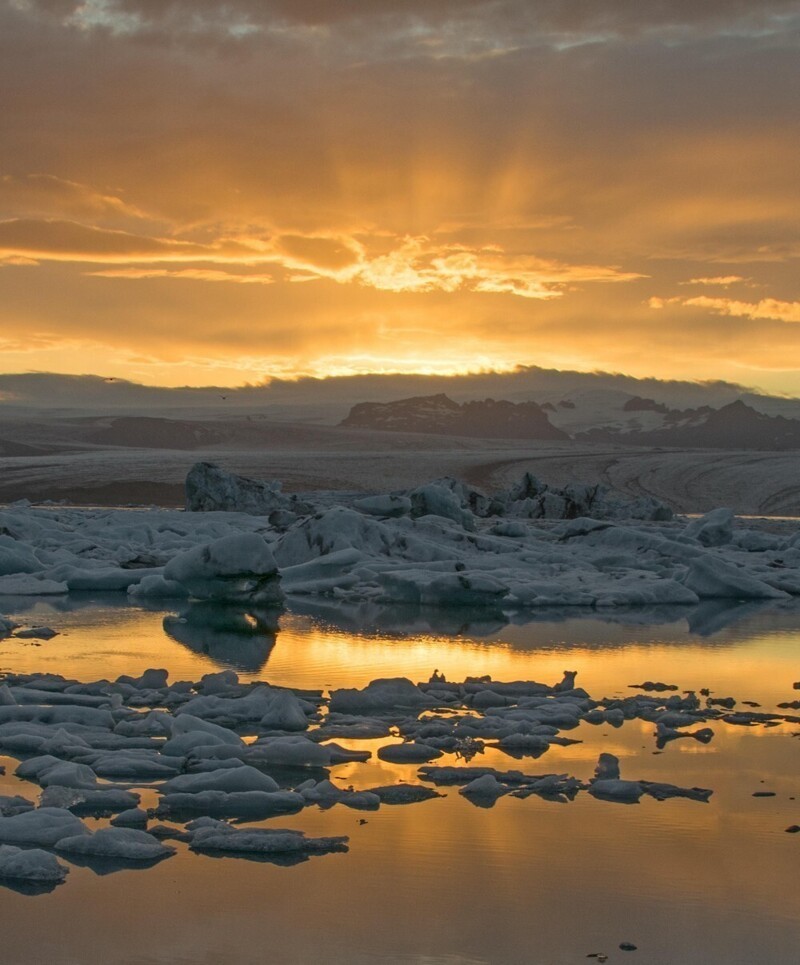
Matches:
[[2, 661, 799, 892], [1, 463, 799, 891], [1, 462, 799, 615]]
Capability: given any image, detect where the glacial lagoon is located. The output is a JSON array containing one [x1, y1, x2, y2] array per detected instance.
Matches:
[[0, 596, 799, 965]]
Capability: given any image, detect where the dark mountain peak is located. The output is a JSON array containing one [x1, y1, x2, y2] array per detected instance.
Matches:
[[623, 396, 670, 414], [341, 395, 567, 440]]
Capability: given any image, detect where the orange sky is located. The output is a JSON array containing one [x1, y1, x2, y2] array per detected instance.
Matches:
[[1, 1, 799, 394]]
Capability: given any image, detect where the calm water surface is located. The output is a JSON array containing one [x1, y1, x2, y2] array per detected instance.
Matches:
[[0, 595, 798, 965]]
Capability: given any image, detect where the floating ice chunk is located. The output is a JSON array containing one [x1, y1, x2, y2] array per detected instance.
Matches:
[[17, 756, 100, 790], [13, 626, 59, 640], [352, 494, 412, 518], [0, 845, 69, 884], [409, 484, 475, 530], [329, 678, 437, 714], [170, 713, 244, 746], [683, 555, 789, 599], [110, 808, 148, 828], [188, 823, 348, 857], [420, 573, 508, 608], [158, 789, 304, 818], [117, 668, 169, 690], [313, 717, 391, 740], [185, 462, 310, 515], [0, 576, 67, 595], [459, 773, 508, 804], [275, 507, 394, 566], [197, 670, 239, 694], [471, 690, 511, 709], [161, 766, 280, 795], [683, 509, 734, 547], [594, 578, 699, 607], [0, 704, 116, 728], [128, 575, 190, 600], [495, 733, 551, 756], [0, 808, 89, 846], [259, 690, 311, 731], [377, 742, 443, 764], [40, 786, 140, 813], [0, 614, 18, 637], [0, 795, 35, 817], [642, 782, 713, 802], [176, 685, 311, 728], [593, 753, 621, 782], [366, 784, 442, 805], [246, 736, 334, 767], [83, 751, 182, 781], [164, 534, 283, 605], [0, 684, 16, 707], [280, 549, 364, 595], [114, 711, 173, 738], [43, 563, 146, 592], [588, 780, 645, 803], [55, 827, 175, 861], [299, 780, 381, 811], [0, 538, 41, 576], [655, 723, 714, 748]]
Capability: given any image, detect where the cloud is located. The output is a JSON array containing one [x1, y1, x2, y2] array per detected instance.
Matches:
[[17, 1, 800, 50], [0, 219, 215, 262], [0, 0, 799, 393], [683, 295, 800, 324], [0, 219, 639, 300], [0, 173, 147, 222], [88, 267, 277, 284], [681, 276, 746, 287]]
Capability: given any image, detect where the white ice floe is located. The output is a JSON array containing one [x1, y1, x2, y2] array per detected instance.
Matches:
[[0, 808, 89, 846], [175, 684, 312, 728], [683, 508, 734, 547], [0, 614, 18, 637], [186, 820, 348, 857], [110, 808, 148, 828], [459, 773, 509, 804], [377, 742, 443, 764], [329, 678, 437, 714], [161, 766, 280, 795], [0, 468, 795, 611], [163, 533, 284, 605], [157, 789, 305, 818], [0, 659, 745, 892], [185, 461, 310, 516], [682, 555, 789, 599], [54, 827, 175, 861], [0, 845, 69, 884], [0, 795, 35, 817]]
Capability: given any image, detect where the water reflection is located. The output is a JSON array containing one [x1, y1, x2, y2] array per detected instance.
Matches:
[[162, 602, 280, 672]]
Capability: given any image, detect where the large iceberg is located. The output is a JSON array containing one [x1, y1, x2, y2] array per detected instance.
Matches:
[[163, 533, 284, 605]]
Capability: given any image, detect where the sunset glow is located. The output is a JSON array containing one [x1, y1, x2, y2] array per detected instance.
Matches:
[[1, 1, 799, 392]]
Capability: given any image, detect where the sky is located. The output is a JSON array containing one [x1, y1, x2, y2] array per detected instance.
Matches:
[[1, 0, 799, 394]]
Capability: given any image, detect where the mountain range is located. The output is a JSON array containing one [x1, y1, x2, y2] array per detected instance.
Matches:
[[340, 394, 800, 450]]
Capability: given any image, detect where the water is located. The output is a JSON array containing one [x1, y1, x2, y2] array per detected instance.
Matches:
[[0, 596, 799, 964]]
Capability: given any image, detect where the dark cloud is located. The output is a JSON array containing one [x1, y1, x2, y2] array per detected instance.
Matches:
[[18, 0, 800, 40]]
